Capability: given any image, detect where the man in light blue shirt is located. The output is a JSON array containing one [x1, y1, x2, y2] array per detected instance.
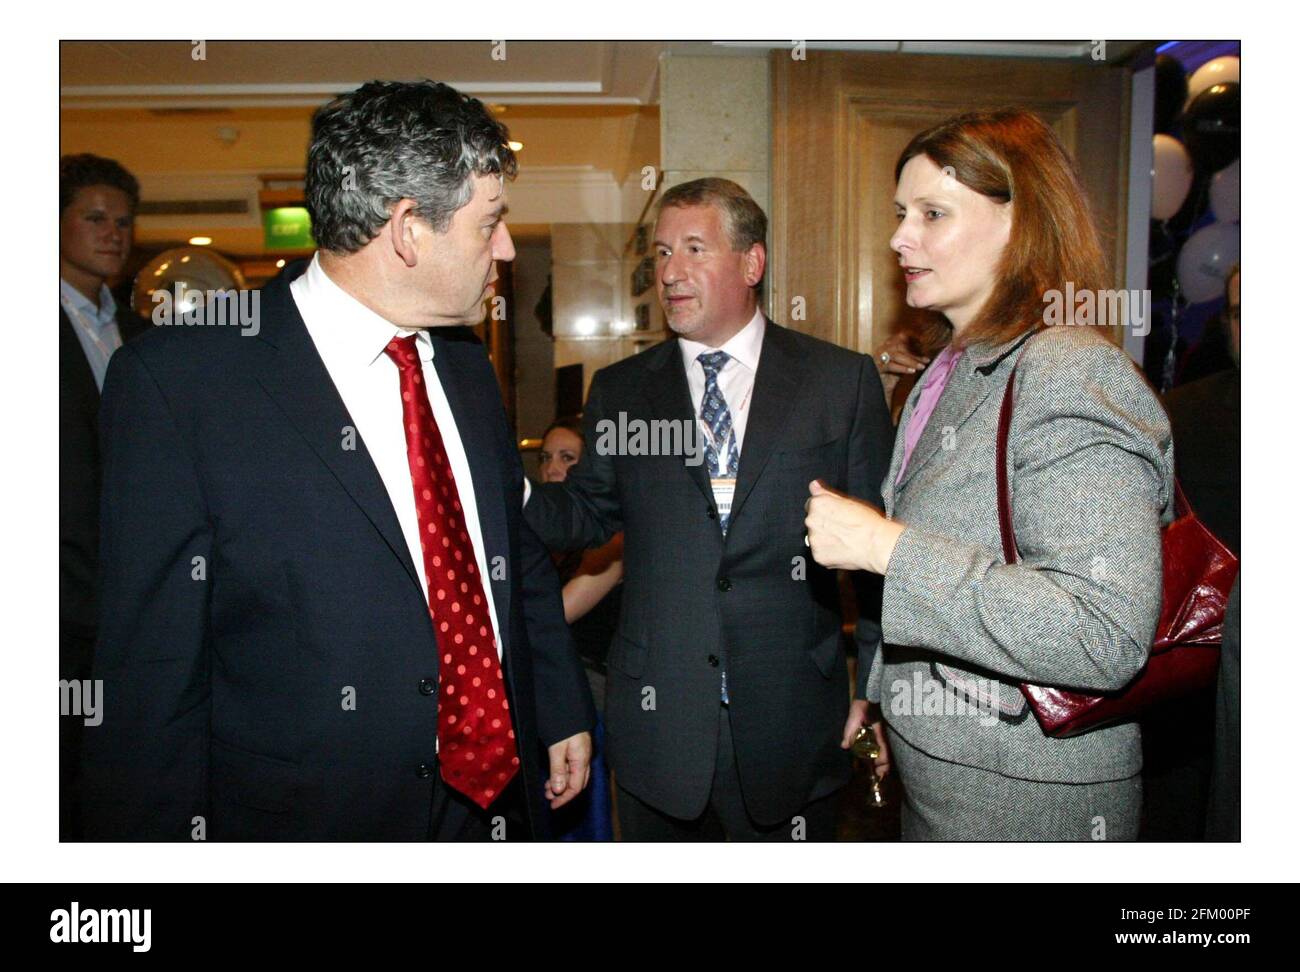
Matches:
[[60, 154, 137, 390], [60, 153, 140, 841], [60, 278, 123, 392]]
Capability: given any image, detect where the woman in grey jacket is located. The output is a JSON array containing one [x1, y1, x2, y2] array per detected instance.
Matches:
[[806, 108, 1174, 840]]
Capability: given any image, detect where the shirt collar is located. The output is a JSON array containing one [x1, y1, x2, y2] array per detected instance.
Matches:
[[922, 343, 964, 387], [60, 278, 117, 328], [298, 252, 432, 366], [678, 307, 766, 374]]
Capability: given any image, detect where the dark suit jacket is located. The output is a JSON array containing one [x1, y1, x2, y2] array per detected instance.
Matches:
[[61, 300, 149, 841], [1164, 367, 1240, 557], [524, 321, 893, 825], [60, 304, 148, 666], [83, 262, 593, 841], [1205, 575, 1240, 841]]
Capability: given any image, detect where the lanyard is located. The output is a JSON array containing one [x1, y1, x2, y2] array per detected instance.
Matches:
[[64, 296, 118, 362]]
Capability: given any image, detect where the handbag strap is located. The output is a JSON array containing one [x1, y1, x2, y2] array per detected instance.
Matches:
[[1173, 478, 1191, 519], [995, 365, 1020, 566]]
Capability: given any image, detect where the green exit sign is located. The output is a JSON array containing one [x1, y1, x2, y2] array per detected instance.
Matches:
[[262, 207, 314, 250]]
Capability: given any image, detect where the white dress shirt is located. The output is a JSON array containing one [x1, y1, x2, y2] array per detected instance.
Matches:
[[678, 308, 766, 470], [680, 309, 765, 703], [61, 278, 124, 391], [290, 253, 503, 660], [520, 310, 767, 509]]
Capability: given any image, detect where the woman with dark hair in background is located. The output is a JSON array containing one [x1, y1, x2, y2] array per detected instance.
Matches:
[[540, 418, 625, 698], [539, 418, 621, 839], [805, 108, 1174, 840]]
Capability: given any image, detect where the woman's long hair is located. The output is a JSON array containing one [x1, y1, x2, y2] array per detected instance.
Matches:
[[894, 108, 1111, 352]]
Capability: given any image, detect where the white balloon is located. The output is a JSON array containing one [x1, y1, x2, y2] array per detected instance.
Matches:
[[1187, 55, 1240, 104], [1151, 134, 1195, 221], [1176, 221, 1240, 304], [1209, 158, 1240, 222]]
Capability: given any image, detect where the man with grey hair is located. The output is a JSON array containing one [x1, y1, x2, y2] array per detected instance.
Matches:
[[525, 178, 894, 840], [85, 80, 594, 841]]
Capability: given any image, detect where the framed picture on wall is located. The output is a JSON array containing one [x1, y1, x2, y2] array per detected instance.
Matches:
[[631, 256, 654, 297]]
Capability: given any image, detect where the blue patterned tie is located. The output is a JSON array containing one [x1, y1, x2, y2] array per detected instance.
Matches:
[[698, 350, 738, 705], [698, 351, 740, 491]]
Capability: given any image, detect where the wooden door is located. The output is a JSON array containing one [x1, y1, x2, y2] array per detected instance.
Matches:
[[769, 51, 1131, 355]]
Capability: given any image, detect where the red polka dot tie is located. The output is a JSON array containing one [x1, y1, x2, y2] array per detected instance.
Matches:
[[384, 334, 518, 809]]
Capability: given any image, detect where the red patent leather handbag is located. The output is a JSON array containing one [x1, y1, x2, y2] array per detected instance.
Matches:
[[996, 358, 1238, 738]]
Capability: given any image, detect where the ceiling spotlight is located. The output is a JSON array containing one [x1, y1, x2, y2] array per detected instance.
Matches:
[[188, 236, 213, 246], [508, 140, 523, 152]]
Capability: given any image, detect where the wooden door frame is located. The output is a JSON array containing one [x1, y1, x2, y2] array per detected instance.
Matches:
[[770, 51, 1132, 353]]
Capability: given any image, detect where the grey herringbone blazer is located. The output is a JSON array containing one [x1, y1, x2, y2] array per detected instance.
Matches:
[[866, 324, 1174, 784]]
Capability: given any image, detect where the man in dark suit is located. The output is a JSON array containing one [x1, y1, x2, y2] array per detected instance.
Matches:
[[60, 153, 149, 840], [1165, 264, 1240, 559], [524, 179, 894, 840], [83, 81, 593, 841], [1143, 264, 1240, 840]]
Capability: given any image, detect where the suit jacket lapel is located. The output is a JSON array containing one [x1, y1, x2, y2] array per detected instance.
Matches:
[[425, 332, 513, 656], [729, 321, 805, 526], [644, 341, 715, 508], [646, 321, 806, 530], [881, 378, 924, 514], [895, 332, 1037, 492], [249, 270, 424, 600], [60, 309, 101, 405], [895, 357, 997, 491]]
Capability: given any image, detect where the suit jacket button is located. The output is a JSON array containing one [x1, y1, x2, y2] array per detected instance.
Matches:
[[716, 577, 732, 592], [418, 677, 436, 696], [706, 507, 717, 519], [708, 654, 720, 667], [416, 762, 435, 779]]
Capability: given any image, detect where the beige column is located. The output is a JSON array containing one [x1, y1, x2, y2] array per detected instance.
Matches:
[[657, 51, 775, 320]]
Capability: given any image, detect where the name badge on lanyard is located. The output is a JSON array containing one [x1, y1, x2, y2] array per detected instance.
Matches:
[[710, 477, 736, 522]]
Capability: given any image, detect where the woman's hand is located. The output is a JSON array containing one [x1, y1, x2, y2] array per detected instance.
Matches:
[[804, 480, 905, 575], [874, 332, 930, 377]]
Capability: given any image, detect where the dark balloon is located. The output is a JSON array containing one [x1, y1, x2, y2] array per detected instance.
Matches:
[[1180, 81, 1240, 174], [1154, 54, 1189, 134]]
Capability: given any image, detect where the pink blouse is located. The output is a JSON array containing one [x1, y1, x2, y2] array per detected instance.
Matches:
[[896, 344, 964, 484]]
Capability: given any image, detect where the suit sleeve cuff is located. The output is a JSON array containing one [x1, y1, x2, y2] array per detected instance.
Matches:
[[853, 618, 880, 701]]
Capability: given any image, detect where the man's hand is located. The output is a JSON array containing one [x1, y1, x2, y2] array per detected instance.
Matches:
[[841, 698, 870, 748], [840, 700, 890, 779], [867, 721, 890, 779], [544, 731, 593, 809]]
